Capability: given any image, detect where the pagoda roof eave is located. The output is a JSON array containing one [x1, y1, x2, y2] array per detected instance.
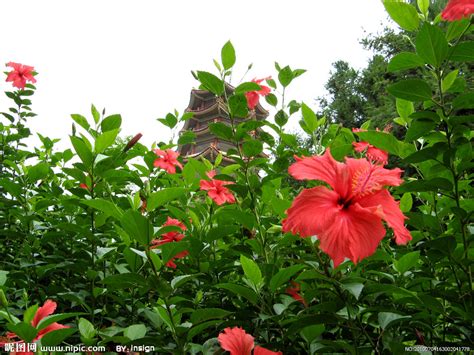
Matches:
[[186, 82, 269, 117]]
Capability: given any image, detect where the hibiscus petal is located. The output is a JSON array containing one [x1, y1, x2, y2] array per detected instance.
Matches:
[[282, 186, 340, 238], [320, 203, 386, 267], [257, 85, 271, 96], [153, 149, 165, 157], [353, 141, 370, 153], [254, 345, 283, 355], [346, 158, 403, 197], [36, 323, 69, 340], [32, 300, 57, 327], [366, 146, 389, 165], [218, 327, 254, 355], [289, 149, 351, 197], [208, 190, 227, 205], [245, 91, 260, 109], [442, 0, 474, 20], [358, 189, 412, 245], [6, 62, 21, 70]]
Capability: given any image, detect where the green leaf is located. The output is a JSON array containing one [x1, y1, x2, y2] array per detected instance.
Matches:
[[228, 94, 248, 118], [158, 113, 178, 129], [7, 323, 38, 343], [342, 283, 364, 300], [102, 273, 148, 289], [240, 255, 263, 287], [383, 1, 419, 31], [155, 306, 173, 330], [124, 324, 147, 340], [71, 114, 90, 131], [147, 187, 188, 211], [209, 122, 233, 140], [275, 109, 288, 126], [190, 308, 231, 324], [278, 66, 293, 87], [171, 274, 200, 289], [23, 305, 38, 324], [234, 82, 261, 94], [214, 208, 256, 229], [120, 210, 153, 246], [242, 140, 263, 157], [197, 71, 224, 96], [95, 128, 119, 153], [388, 52, 424, 72], [70, 136, 93, 168], [400, 193, 413, 213], [41, 328, 77, 346], [91, 104, 101, 124], [37, 312, 86, 331], [269, 265, 305, 292], [215, 283, 257, 304], [301, 325, 325, 344], [101, 114, 122, 132], [416, 22, 448, 67], [403, 146, 440, 163], [81, 199, 123, 220], [221, 41, 236, 70], [265, 93, 278, 106], [301, 103, 318, 132], [453, 92, 474, 109], [442, 69, 459, 92], [417, 0, 429, 15], [356, 131, 402, 156], [0, 179, 22, 197], [178, 131, 196, 145], [450, 42, 474, 62], [405, 118, 437, 141], [395, 251, 420, 274], [396, 98, 414, 120], [0, 271, 8, 286], [28, 162, 49, 182], [387, 79, 432, 102], [398, 178, 453, 193], [446, 19, 470, 42], [158, 241, 189, 264], [78, 318, 96, 339], [378, 312, 409, 330]]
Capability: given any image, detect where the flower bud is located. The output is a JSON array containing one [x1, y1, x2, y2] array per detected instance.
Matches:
[[123, 133, 143, 152]]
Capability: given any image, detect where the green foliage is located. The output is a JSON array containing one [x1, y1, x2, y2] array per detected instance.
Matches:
[[0, 3, 472, 353]]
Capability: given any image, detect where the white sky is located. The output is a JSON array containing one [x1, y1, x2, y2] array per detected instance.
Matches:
[[1, 0, 389, 150]]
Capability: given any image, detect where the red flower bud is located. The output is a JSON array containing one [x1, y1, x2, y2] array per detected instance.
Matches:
[[123, 133, 143, 152]]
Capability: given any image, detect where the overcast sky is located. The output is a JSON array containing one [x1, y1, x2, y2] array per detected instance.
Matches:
[[1, 0, 390, 150]]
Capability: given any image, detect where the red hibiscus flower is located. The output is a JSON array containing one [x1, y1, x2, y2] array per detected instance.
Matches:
[[1, 300, 69, 355], [286, 281, 307, 307], [153, 149, 183, 174], [353, 141, 389, 165], [200, 170, 236, 205], [5, 62, 37, 89], [150, 216, 188, 268], [282, 149, 412, 267], [218, 327, 282, 355], [245, 77, 271, 110], [352, 128, 388, 165], [442, 0, 474, 21]]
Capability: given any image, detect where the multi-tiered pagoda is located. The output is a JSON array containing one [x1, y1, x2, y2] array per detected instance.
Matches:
[[178, 83, 269, 164]]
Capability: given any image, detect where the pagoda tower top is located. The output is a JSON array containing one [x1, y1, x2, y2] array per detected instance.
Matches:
[[178, 83, 269, 164]]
